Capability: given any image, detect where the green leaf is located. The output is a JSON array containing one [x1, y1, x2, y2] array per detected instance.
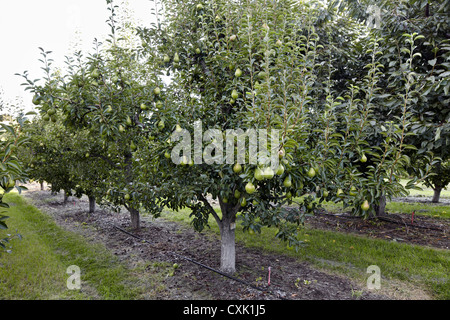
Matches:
[[0, 123, 15, 137], [435, 127, 442, 141], [438, 71, 450, 79], [428, 59, 437, 67]]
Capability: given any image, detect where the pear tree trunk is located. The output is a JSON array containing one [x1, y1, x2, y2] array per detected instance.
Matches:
[[63, 190, 69, 204], [218, 209, 236, 274], [432, 187, 442, 203], [124, 151, 140, 230], [200, 194, 239, 274], [129, 207, 140, 230], [88, 195, 96, 213], [215, 197, 240, 274], [372, 194, 387, 218]]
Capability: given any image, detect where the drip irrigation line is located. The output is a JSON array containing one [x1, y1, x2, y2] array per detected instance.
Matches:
[[376, 216, 445, 232], [111, 224, 288, 300], [316, 210, 445, 232]]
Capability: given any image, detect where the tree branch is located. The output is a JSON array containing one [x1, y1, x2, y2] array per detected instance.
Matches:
[[198, 193, 221, 225], [197, 57, 217, 87], [91, 152, 121, 170]]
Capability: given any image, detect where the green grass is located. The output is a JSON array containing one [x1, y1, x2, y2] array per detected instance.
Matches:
[[159, 207, 450, 300], [0, 193, 166, 300], [386, 202, 450, 219]]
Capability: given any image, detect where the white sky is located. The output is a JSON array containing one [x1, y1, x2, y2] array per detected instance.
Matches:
[[0, 0, 154, 112]]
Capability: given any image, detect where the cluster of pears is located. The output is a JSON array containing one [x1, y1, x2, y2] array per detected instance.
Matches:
[[90, 68, 102, 86], [163, 52, 180, 64], [231, 160, 289, 202], [229, 64, 243, 104], [140, 87, 161, 111], [42, 107, 57, 122], [336, 185, 370, 212]]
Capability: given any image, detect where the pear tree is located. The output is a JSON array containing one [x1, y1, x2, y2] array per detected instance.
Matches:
[[0, 115, 29, 252], [18, 0, 427, 273], [135, 0, 420, 273], [18, 2, 164, 229], [136, 0, 428, 272]]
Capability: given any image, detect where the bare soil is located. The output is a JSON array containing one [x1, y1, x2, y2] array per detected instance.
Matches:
[[20, 182, 446, 300], [307, 210, 449, 250]]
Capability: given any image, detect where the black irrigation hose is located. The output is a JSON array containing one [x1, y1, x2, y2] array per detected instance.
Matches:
[[375, 216, 445, 232], [317, 210, 446, 232], [111, 224, 288, 300]]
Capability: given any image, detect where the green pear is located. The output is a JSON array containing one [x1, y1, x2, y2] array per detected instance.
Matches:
[[307, 167, 316, 178], [276, 164, 285, 175], [283, 176, 292, 188], [361, 200, 370, 211], [245, 182, 256, 194], [254, 168, 264, 181], [233, 163, 242, 173], [263, 167, 274, 179], [173, 52, 180, 63], [360, 154, 367, 163]]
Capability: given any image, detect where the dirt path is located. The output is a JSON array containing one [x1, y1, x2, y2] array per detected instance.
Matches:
[[393, 196, 450, 205], [21, 182, 434, 300]]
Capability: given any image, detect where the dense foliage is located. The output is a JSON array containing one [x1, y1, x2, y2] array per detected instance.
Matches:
[[16, 0, 445, 272], [331, 0, 450, 202], [0, 113, 29, 252]]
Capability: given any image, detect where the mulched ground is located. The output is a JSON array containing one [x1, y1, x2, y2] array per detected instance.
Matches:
[[307, 210, 449, 250], [20, 182, 447, 300]]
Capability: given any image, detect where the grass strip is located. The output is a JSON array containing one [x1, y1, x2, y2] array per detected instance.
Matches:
[[0, 193, 145, 299]]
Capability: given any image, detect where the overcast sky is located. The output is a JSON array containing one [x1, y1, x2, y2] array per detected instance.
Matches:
[[0, 0, 154, 112]]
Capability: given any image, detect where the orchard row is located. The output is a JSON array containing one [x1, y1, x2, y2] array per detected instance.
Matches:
[[10, 0, 448, 272]]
